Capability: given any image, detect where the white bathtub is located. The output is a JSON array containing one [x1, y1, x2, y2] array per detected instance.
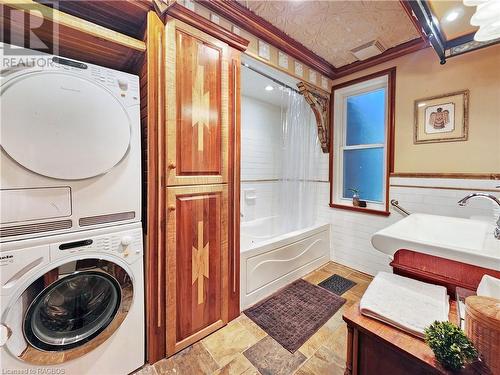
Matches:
[[240, 217, 331, 309]]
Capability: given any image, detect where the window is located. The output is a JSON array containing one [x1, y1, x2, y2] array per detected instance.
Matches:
[[330, 68, 395, 215]]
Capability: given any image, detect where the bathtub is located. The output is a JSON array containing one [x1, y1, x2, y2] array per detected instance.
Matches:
[[240, 217, 331, 309]]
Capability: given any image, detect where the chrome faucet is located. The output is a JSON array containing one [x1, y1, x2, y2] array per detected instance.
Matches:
[[458, 193, 500, 240]]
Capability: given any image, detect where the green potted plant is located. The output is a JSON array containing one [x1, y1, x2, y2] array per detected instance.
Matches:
[[348, 188, 360, 207], [424, 321, 478, 371]]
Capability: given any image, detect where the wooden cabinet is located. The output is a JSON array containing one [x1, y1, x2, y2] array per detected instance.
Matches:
[[166, 185, 228, 353], [391, 250, 500, 297], [161, 15, 247, 356], [165, 18, 229, 186], [143, 5, 248, 360]]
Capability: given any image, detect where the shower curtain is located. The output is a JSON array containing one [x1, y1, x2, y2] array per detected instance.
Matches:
[[279, 88, 321, 233]]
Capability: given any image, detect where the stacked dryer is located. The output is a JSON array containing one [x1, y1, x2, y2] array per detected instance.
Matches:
[[0, 44, 145, 374]]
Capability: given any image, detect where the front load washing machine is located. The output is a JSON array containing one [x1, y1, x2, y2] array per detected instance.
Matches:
[[0, 43, 141, 242], [0, 222, 144, 374]]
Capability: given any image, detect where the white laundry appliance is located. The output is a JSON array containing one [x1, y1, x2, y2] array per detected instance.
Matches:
[[0, 222, 144, 374], [0, 43, 142, 242]]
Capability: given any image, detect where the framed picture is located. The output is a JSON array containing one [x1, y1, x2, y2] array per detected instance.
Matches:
[[414, 90, 469, 144]]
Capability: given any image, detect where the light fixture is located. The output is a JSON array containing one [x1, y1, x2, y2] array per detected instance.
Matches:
[[265, 85, 274, 91], [445, 10, 460, 22], [474, 19, 500, 41], [464, 0, 500, 41]]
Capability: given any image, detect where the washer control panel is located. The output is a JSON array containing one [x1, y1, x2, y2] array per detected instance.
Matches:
[[50, 227, 143, 264]]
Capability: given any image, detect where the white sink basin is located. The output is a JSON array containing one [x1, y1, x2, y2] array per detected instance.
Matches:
[[372, 213, 500, 270]]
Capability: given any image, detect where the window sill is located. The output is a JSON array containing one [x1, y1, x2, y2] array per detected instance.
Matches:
[[329, 203, 390, 217]]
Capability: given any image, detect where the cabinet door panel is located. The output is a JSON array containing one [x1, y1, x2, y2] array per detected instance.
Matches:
[[166, 19, 228, 185], [166, 185, 228, 354]]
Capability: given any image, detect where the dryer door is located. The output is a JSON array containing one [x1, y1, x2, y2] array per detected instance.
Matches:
[[0, 71, 131, 180], [2, 258, 133, 365]]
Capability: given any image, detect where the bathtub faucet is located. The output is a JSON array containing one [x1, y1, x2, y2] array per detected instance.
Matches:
[[458, 193, 500, 240]]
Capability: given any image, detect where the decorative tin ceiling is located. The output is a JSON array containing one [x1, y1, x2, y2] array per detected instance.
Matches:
[[237, 0, 421, 68]]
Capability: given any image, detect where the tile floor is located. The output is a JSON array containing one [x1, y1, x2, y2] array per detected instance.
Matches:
[[133, 261, 373, 375]]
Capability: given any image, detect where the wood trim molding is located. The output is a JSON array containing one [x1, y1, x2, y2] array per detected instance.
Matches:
[[388, 68, 397, 174], [390, 184, 500, 193], [156, 0, 429, 80], [391, 172, 500, 180], [297, 81, 330, 153], [4, 0, 146, 51], [154, 0, 249, 51], [334, 38, 427, 79], [197, 0, 336, 78], [228, 49, 241, 321], [50, 0, 154, 40], [330, 67, 396, 216], [2, 0, 145, 72], [142, 10, 167, 364], [329, 203, 391, 217]]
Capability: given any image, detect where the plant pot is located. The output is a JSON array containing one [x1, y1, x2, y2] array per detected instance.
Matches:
[[352, 194, 360, 207]]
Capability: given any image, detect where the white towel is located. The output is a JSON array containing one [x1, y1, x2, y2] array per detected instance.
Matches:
[[477, 274, 500, 299], [360, 272, 449, 338]]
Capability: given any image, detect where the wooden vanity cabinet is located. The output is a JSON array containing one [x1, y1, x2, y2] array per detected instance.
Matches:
[[343, 302, 488, 375]]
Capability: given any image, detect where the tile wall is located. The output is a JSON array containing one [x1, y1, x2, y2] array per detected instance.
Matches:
[[315, 177, 500, 275], [241, 95, 283, 222]]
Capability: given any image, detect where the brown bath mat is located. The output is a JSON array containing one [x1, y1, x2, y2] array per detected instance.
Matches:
[[243, 279, 346, 353]]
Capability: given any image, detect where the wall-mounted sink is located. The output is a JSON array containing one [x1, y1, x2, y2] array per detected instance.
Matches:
[[372, 213, 500, 270]]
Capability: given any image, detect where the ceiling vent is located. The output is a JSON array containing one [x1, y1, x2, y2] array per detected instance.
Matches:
[[350, 40, 386, 61]]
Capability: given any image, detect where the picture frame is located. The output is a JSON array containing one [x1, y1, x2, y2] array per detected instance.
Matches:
[[414, 90, 469, 144]]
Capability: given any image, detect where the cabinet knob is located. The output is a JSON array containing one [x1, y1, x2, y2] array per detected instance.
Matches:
[[168, 162, 176, 169], [168, 205, 176, 212]]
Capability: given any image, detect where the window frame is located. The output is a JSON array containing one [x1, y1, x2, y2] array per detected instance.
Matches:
[[329, 68, 396, 216]]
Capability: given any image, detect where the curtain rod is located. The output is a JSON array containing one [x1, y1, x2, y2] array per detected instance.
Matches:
[[242, 63, 301, 94]]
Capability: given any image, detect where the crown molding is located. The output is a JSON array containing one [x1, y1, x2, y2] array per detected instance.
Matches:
[[391, 172, 500, 180], [154, 0, 249, 51], [333, 38, 428, 79], [197, 0, 336, 78], [157, 1, 429, 79]]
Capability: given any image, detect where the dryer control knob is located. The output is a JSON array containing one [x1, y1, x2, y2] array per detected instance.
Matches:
[[118, 79, 129, 91], [120, 236, 134, 252], [122, 236, 133, 246]]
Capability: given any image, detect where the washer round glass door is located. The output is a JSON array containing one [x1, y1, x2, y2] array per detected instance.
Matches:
[[3, 258, 133, 365], [24, 271, 120, 351], [0, 71, 131, 180]]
